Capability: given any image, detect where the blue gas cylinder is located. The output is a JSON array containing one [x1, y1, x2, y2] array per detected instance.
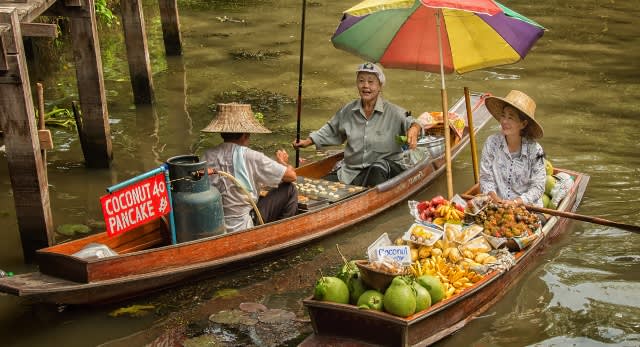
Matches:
[[166, 155, 225, 242]]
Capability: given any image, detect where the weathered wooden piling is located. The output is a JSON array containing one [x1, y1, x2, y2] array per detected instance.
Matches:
[[1, 0, 186, 261], [67, 0, 113, 167], [0, 7, 54, 262], [158, 0, 182, 56], [120, 0, 154, 104]]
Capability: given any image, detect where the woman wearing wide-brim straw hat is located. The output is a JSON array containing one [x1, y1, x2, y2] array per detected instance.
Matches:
[[201, 103, 298, 233], [479, 90, 547, 209]]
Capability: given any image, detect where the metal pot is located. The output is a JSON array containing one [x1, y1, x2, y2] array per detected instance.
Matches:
[[417, 136, 445, 159]]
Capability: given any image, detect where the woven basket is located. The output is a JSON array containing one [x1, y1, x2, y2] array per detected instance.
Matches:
[[355, 260, 404, 292]]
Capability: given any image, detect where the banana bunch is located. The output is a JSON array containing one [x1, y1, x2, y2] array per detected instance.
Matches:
[[409, 255, 483, 299], [435, 203, 465, 224]]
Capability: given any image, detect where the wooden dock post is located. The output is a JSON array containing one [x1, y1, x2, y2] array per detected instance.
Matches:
[[68, 0, 113, 167], [120, 0, 154, 104], [158, 0, 182, 56], [0, 8, 54, 262]]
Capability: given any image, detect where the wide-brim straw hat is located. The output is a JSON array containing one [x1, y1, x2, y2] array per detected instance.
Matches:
[[201, 102, 271, 134], [485, 90, 544, 139]]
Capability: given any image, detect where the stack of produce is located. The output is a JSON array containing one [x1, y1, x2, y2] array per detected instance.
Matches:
[[403, 236, 488, 300], [312, 260, 444, 318], [472, 202, 540, 239], [416, 195, 465, 225]]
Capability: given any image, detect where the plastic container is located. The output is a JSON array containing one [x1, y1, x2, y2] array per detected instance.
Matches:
[[167, 155, 225, 242], [71, 243, 118, 260], [402, 223, 443, 246]]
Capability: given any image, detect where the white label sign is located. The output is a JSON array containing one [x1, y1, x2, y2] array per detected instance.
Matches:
[[374, 245, 412, 265], [367, 232, 392, 260]]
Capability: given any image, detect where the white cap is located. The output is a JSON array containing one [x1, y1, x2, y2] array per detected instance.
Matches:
[[356, 62, 385, 86]]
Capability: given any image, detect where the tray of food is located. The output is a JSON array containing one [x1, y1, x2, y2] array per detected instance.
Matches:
[[297, 195, 329, 211], [402, 223, 443, 246], [452, 224, 484, 244], [294, 177, 365, 203]]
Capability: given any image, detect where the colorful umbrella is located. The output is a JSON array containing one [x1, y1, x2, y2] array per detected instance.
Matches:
[[331, 0, 545, 197], [333, 0, 544, 75]]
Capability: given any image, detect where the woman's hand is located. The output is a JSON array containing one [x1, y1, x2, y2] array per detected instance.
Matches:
[[406, 124, 421, 150], [488, 191, 502, 203]]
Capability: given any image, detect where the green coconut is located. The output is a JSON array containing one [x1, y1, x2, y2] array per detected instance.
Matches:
[[545, 159, 554, 176], [417, 274, 445, 304], [357, 290, 384, 311], [545, 175, 557, 196], [542, 194, 551, 208], [412, 281, 432, 312], [383, 276, 416, 317], [313, 276, 349, 304]]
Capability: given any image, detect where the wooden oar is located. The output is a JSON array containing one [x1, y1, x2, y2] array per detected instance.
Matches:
[[523, 204, 640, 232], [460, 194, 640, 233]]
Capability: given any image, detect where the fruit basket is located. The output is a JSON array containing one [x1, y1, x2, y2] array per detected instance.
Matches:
[[355, 259, 405, 292]]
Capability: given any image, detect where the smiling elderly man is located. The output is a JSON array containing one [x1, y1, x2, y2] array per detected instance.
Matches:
[[293, 62, 421, 187]]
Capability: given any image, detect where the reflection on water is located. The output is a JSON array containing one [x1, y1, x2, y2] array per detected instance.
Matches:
[[1, 0, 639, 346]]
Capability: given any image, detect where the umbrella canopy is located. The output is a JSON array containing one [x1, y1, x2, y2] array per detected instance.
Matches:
[[332, 0, 545, 74], [331, 0, 545, 198]]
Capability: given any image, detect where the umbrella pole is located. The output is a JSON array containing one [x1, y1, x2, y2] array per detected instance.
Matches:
[[294, 0, 307, 168], [464, 87, 479, 184], [436, 9, 453, 199]]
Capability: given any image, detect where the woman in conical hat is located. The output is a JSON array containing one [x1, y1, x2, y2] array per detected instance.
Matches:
[[480, 90, 547, 208], [201, 103, 298, 233]]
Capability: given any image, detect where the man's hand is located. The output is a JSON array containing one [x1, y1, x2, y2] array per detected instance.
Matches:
[[406, 123, 421, 150], [292, 138, 313, 149], [275, 149, 289, 166]]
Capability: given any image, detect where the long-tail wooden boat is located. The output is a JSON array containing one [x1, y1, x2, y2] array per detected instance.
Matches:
[[0, 93, 492, 305], [301, 168, 590, 347]]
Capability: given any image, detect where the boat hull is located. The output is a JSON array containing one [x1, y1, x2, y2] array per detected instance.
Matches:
[[302, 169, 589, 347], [0, 94, 492, 305]]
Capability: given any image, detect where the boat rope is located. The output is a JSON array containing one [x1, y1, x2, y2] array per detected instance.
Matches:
[[215, 170, 265, 225]]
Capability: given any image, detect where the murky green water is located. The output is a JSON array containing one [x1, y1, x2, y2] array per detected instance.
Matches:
[[1, 0, 639, 346]]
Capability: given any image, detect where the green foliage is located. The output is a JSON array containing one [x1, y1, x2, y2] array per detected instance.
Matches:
[[40, 106, 77, 129], [254, 112, 264, 124], [95, 0, 119, 27]]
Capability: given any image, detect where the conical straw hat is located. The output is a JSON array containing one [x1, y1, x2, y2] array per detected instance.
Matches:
[[201, 103, 271, 134], [485, 90, 544, 139]]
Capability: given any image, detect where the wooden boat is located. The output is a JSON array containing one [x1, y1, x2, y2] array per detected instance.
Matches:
[[0, 93, 492, 305], [301, 168, 590, 347]]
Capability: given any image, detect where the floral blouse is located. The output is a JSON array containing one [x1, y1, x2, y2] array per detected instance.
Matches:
[[479, 133, 546, 207]]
